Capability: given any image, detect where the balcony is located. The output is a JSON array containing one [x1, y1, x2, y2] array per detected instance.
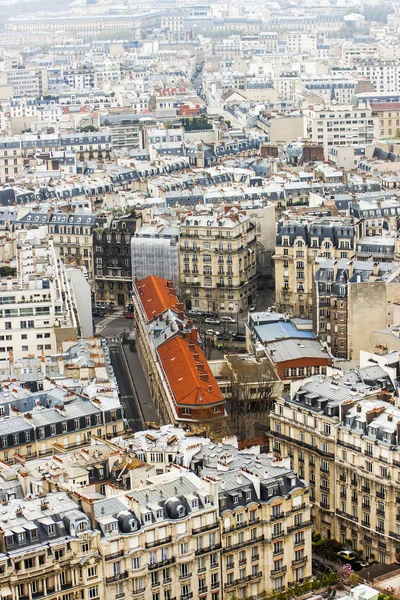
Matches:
[[179, 572, 192, 581], [294, 538, 305, 547], [271, 513, 285, 522], [361, 503, 370, 511], [271, 566, 287, 577], [272, 529, 285, 539], [251, 554, 259, 561], [223, 535, 264, 554], [226, 562, 234, 570], [292, 556, 308, 566], [224, 517, 260, 533], [389, 531, 400, 541], [146, 536, 172, 549], [225, 572, 263, 589], [181, 594, 193, 600], [198, 588, 208, 596], [361, 520, 370, 528], [268, 431, 334, 459], [361, 485, 370, 493], [376, 526, 385, 534], [106, 571, 128, 584], [376, 491, 385, 499], [287, 520, 313, 534], [105, 550, 124, 561], [149, 557, 175, 571], [192, 522, 219, 535], [239, 558, 247, 566], [196, 543, 222, 556], [336, 509, 358, 523], [377, 509, 385, 517], [211, 582, 220, 590], [132, 588, 146, 596]]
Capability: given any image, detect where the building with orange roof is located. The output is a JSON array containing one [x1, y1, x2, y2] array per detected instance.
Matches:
[[132, 276, 226, 439]]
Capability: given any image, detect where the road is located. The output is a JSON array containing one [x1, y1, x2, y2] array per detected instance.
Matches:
[[98, 315, 160, 428], [108, 340, 144, 432]]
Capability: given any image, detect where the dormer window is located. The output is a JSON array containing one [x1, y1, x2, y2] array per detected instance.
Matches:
[[77, 521, 87, 532], [233, 495, 239, 505], [204, 495, 211, 505], [144, 513, 152, 523], [156, 510, 163, 520], [48, 524, 55, 536], [191, 499, 198, 509], [17, 532, 25, 544], [246, 491, 252, 501]]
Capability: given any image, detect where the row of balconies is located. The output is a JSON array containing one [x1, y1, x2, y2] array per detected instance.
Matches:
[[224, 571, 263, 589]]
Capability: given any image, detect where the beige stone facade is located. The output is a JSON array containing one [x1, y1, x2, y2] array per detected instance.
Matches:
[[268, 377, 400, 564], [180, 210, 257, 314]]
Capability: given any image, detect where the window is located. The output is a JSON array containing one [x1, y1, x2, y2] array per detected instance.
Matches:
[[87, 566, 97, 579], [88, 587, 99, 600]]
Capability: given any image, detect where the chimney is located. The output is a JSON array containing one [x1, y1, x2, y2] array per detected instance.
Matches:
[[333, 260, 338, 280], [237, 473, 243, 485], [348, 260, 354, 279], [340, 399, 357, 422], [373, 262, 379, 277]]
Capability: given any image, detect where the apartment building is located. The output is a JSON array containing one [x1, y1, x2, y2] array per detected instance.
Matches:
[[180, 209, 257, 314], [349, 197, 400, 238], [0, 382, 124, 463], [372, 102, 400, 138], [0, 491, 103, 600], [0, 236, 92, 361], [47, 213, 96, 281], [131, 224, 180, 291], [0, 138, 24, 184], [132, 276, 226, 439], [303, 102, 375, 150], [313, 259, 400, 360], [274, 217, 355, 318], [267, 369, 400, 563], [76, 444, 311, 598], [302, 77, 358, 105], [94, 212, 141, 306], [354, 59, 400, 94]]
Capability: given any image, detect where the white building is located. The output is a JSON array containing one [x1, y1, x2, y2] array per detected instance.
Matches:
[[303, 101, 375, 150], [0, 232, 92, 361], [131, 224, 180, 290]]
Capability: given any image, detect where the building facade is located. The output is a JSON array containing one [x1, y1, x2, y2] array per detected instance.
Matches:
[[274, 218, 355, 318], [267, 369, 400, 564], [180, 209, 257, 314]]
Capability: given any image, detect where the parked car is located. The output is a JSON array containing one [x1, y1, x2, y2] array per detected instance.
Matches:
[[232, 333, 246, 342], [92, 311, 104, 318], [220, 316, 235, 323], [205, 318, 220, 325], [249, 305, 256, 311], [217, 333, 231, 341], [205, 329, 216, 336], [125, 314, 134, 319], [188, 309, 202, 316], [337, 550, 356, 561]]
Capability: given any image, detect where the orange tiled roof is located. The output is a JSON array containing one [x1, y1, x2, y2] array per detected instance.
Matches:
[[136, 276, 180, 321], [158, 336, 224, 407]]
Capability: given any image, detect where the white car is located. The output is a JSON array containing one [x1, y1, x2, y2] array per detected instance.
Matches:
[[220, 316, 236, 323], [205, 318, 220, 325]]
